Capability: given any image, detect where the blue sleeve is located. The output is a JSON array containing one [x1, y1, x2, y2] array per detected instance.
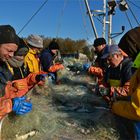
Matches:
[[40, 51, 53, 72]]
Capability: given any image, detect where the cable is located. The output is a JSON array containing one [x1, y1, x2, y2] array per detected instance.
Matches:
[[18, 0, 49, 35], [56, 0, 67, 39], [127, 0, 140, 10], [79, 0, 90, 41], [124, 11, 133, 28], [126, 0, 140, 25]]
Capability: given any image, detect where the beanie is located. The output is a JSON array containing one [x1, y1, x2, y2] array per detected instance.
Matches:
[[0, 25, 19, 45], [93, 37, 106, 47], [48, 38, 59, 50]]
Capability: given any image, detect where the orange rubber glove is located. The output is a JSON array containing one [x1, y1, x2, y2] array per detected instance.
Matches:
[[0, 98, 12, 120], [48, 64, 64, 73], [12, 78, 28, 90]]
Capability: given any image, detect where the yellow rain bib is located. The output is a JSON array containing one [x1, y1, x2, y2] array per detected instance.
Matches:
[[109, 79, 121, 87]]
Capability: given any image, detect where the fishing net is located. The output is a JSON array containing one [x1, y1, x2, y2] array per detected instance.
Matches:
[[1, 58, 128, 140]]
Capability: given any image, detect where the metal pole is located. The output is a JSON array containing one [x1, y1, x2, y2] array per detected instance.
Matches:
[[103, 0, 106, 38], [108, 7, 112, 45], [84, 0, 98, 39]]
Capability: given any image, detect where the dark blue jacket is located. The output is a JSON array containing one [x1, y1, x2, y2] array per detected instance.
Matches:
[[40, 48, 55, 72], [104, 57, 133, 86], [0, 61, 13, 97], [95, 48, 108, 71]]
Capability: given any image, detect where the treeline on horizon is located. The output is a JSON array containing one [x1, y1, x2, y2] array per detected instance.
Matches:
[[22, 36, 89, 54]]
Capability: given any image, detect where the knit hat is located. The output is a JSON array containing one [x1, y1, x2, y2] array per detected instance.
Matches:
[[15, 38, 29, 56], [93, 37, 106, 47], [48, 38, 59, 50], [27, 34, 43, 48], [0, 25, 19, 45]]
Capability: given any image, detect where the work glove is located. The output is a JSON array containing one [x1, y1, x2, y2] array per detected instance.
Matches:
[[12, 78, 28, 90], [83, 63, 91, 71], [12, 96, 32, 115]]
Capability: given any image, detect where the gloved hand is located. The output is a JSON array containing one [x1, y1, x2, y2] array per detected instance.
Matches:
[[35, 74, 47, 82], [83, 63, 91, 71], [12, 78, 28, 90], [12, 96, 32, 115], [48, 73, 56, 81]]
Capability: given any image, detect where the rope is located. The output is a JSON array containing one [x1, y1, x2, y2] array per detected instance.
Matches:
[[19, 67, 24, 78], [124, 11, 133, 28], [18, 0, 49, 35], [126, 0, 140, 25], [56, 0, 67, 39]]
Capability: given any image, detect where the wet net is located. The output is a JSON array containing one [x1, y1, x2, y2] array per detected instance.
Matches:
[[1, 59, 130, 140]]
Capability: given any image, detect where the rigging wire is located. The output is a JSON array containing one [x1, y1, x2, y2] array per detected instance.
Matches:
[[124, 11, 133, 28], [78, 0, 90, 41], [89, 0, 103, 24], [126, 0, 140, 25], [18, 0, 49, 35], [127, 0, 140, 10], [56, 0, 67, 39], [93, 15, 103, 24]]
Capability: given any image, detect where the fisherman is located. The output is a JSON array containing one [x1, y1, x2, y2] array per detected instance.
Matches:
[[0, 25, 45, 119], [83, 37, 108, 84], [7, 38, 29, 79], [24, 34, 43, 73], [40, 38, 64, 82], [111, 26, 140, 140], [99, 44, 133, 101]]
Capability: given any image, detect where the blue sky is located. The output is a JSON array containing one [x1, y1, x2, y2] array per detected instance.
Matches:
[[0, 0, 139, 44]]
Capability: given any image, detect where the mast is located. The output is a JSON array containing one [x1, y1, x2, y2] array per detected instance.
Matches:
[[103, 0, 106, 39], [108, 8, 112, 45], [84, 0, 98, 38]]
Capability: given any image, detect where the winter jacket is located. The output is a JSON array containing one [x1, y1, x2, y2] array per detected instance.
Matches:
[[40, 48, 64, 73], [0, 61, 39, 119], [112, 68, 140, 120], [88, 48, 108, 84], [40, 48, 54, 72], [104, 57, 133, 97], [24, 48, 41, 73]]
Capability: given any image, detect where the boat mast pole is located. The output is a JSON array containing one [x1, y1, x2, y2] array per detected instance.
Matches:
[[84, 0, 98, 39], [108, 9, 112, 45], [103, 0, 106, 39]]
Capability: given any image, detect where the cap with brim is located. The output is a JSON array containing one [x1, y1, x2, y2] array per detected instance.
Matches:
[[27, 34, 43, 49], [101, 45, 120, 59]]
